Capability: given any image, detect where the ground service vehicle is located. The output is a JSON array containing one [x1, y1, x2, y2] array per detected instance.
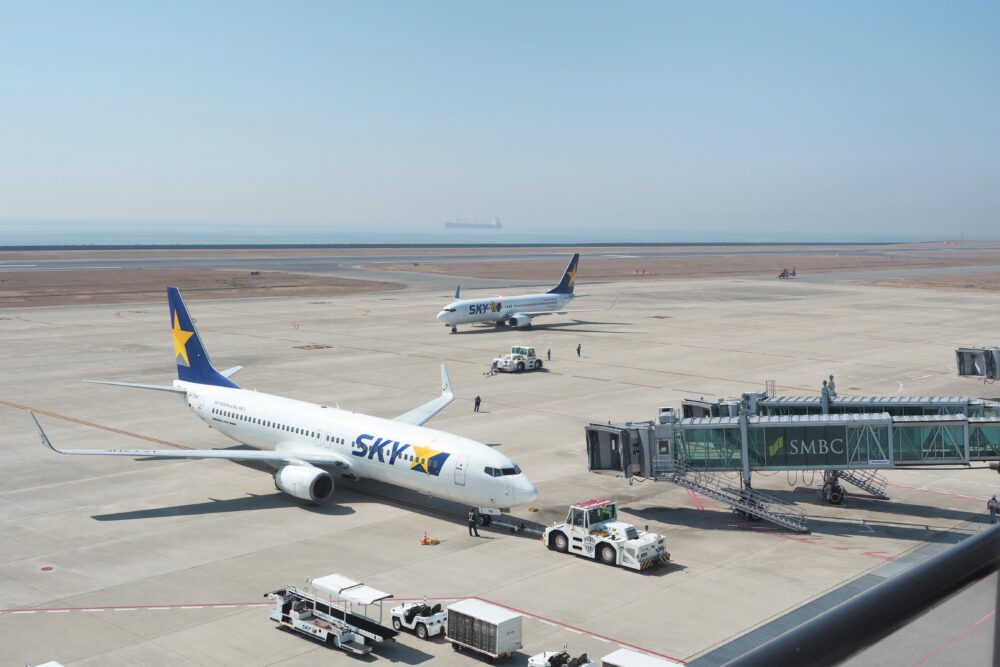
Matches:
[[529, 649, 596, 666], [492, 346, 544, 372], [266, 574, 397, 655], [446, 598, 523, 660], [543, 499, 671, 571], [390, 601, 447, 639], [601, 648, 683, 666]]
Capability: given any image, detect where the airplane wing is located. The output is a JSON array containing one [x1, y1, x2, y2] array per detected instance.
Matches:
[[394, 365, 455, 426], [31, 412, 350, 469]]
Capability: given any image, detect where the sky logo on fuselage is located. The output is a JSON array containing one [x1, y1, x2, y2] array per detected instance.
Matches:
[[468, 301, 502, 315], [353, 434, 450, 476]]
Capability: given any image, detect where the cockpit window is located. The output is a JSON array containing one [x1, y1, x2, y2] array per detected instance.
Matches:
[[484, 467, 502, 477], [500, 465, 522, 476]]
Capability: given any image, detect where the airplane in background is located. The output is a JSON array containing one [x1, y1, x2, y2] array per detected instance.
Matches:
[[435, 253, 611, 333], [31, 287, 538, 514]]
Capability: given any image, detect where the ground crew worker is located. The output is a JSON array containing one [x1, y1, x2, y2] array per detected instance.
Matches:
[[468, 508, 480, 536], [546, 348, 551, 361], [988, 495, 998, 524], [576, 343, 581, 357], [474, 395, 482, 412]]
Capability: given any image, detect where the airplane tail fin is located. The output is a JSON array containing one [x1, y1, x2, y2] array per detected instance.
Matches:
[[547, 253, 580, 295], [167, 286, 239, 388]]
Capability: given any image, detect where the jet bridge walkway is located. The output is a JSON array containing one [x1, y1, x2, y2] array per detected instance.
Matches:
[[586, 397, 1000, 532]]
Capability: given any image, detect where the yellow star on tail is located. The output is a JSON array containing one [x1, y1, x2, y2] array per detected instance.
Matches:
[[567, 267, 577, 285], [172, 311, 194, 365]]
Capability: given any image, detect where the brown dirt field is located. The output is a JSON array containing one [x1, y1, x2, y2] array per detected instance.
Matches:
[[0, 269, 403, 308], [377, 250, 1000, 282], [4, 240, 1000, 261], [862, 274, 1000, 292]]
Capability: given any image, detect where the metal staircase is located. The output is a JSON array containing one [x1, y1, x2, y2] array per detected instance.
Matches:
[[655, 456, 809, 533], [838, 468, 890, 499]]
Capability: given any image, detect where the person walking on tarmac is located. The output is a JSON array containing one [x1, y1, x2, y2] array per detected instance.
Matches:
[[468, 508, 480, 536], [988, 495, 998, 524], [576, 343, 581, 357], [474, 395, 482, 413]]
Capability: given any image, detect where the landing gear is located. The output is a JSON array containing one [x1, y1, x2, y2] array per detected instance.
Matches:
[[476, 513, 493, 527], [451, 326, 457, 334], [822, 471, 846, 505]]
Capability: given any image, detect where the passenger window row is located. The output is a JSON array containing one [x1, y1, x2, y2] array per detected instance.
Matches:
[[210, 407, 328, 440]]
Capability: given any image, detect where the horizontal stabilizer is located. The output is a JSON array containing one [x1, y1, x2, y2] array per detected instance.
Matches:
[[85, 380, 187, 393], [220, 366, 243, 379]]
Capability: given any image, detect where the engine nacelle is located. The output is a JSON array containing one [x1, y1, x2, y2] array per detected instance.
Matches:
[[508, 314, 533, 329], [274, 465, 334, 502]]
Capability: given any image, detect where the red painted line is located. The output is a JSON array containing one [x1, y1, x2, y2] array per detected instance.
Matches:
[[0, 601, 267, 614], [685, 488, 706, 511], [909, 609, 995, 667], [889, 482, 985, 503]]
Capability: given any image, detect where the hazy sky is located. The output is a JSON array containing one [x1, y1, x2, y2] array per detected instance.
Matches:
[[1, 2, 998, 240]]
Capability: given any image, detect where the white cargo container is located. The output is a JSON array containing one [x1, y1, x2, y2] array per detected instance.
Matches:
[[446, 598, 523, 660], [601, 648, 682, 667]]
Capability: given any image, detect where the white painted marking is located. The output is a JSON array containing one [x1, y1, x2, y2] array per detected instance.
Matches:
[[46, 609, 71, 613], [594, 637, 611, 643], [12, 610, 35, 614], [215, 604, 237, 608], [540, 619, 558, 627], [0, 264, 37, 267], [565, 628, 582, 635], [115, 608, 137, 612], [181, 605, 204, 609], [81, 608, 104, 612], [147, 607, 170, 611]]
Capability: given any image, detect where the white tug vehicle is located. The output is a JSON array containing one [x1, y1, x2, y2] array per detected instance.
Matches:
[[543, 499, 670, 571], [492, 346, 544, 373], [390, 600, 447, 639]]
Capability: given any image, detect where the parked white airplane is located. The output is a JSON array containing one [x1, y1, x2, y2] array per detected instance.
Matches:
[[31, 287, 538, 512], [435, 253, 609, 333]]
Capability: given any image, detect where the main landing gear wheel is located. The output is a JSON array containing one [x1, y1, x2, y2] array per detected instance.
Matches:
[[451, 326, 457, 334], [476, 513, 492, 527]]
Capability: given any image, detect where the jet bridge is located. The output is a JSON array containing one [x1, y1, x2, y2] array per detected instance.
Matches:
[[587, 398, 1000, 532]]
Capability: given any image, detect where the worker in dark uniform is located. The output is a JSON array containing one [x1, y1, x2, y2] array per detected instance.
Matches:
[[576, 343, 581, 357], [468, 508, 480, 536], [474, 395, 481, 412]]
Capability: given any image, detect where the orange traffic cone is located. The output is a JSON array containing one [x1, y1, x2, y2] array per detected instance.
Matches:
[[421, 532, 429, 545]]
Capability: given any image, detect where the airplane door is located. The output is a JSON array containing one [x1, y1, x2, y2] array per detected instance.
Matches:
[[454, 455, 468, 486]]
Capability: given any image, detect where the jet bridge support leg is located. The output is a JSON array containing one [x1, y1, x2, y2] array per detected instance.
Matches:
[[821, 470, 846, 505]]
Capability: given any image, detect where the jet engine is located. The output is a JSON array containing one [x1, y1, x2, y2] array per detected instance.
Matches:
[[274, 465, 334, 502], [508, 314, 533, 329]]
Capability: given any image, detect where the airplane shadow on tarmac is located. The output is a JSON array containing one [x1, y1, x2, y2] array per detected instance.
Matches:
[[91, 492, 356, 521], [458, 320, 633, 335]]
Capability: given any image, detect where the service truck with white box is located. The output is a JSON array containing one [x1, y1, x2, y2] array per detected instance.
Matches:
[[543, 499, 670, 571], [446, 598, 523, 660]]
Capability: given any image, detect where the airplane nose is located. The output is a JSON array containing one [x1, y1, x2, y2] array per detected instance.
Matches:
[[436, 310, 448, 322], [513, 478, 539, 506]]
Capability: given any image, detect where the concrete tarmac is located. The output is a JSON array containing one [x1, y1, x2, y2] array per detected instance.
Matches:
[[2, 269, 999, 665]]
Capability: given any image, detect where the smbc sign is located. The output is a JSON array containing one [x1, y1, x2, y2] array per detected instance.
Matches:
[[762, 424, 851, 467]]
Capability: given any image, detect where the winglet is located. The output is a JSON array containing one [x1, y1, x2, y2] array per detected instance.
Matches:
[[30, 411, 63, 454], [454, 285, 461, 300], [441, 364, 454, 398]]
